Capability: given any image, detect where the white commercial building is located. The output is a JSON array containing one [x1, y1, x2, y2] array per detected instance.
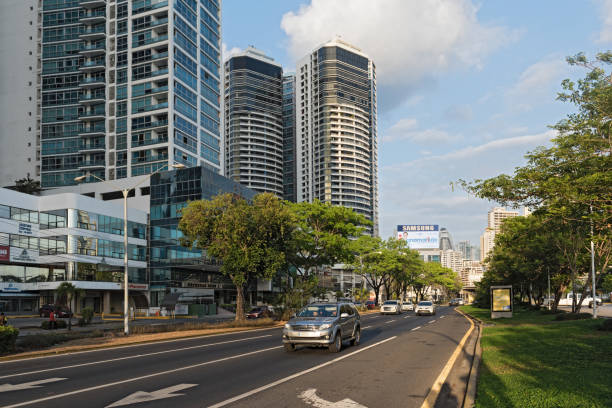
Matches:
[[0, 188, 147, 314], [441, 249, 463, 274]]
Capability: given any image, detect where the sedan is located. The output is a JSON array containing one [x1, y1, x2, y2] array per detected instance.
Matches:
[[39, 304, 73, 318], [401, 302, 414, 312], [415, 301, 436, 316], [380, 300, 401, 315], [449, 298, 464, 306], [246, 306, 273, 319], [365, 300, 376, 310]]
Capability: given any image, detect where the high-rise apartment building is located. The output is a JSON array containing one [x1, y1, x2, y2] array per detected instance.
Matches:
[[440, 249, 463, 274], [223, 47, 283, 195], [480, 207, 519, 261], [38, 0, 222, 188], [282, 73, 297, 202], [0, 0, 39, 187], [296, 39, 378, 235]]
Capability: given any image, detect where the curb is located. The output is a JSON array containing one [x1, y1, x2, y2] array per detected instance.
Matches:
[[461, 312, 484, 408]]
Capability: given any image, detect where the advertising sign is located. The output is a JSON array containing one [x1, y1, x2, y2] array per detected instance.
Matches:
[[490, 285, 513, 319], [10, 247, 39, 264], [0, 219, 38, 236], [0, 246, 9, 262], [396, 225, 440, 249]]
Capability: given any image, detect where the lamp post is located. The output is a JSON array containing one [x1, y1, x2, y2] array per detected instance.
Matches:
[[75, 163, 184, 335]]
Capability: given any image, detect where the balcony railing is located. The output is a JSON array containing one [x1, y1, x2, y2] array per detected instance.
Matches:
[[131, 120, 168, 130], [132, 102, 168, 113], [132, 35, 168, 48]]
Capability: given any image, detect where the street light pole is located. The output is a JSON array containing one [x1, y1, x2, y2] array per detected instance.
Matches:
[[75, 163, 185, 336], [590, 206, 597, 319]]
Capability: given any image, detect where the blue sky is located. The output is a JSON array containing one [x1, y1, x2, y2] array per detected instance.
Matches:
[[222, 0, 612, 246]]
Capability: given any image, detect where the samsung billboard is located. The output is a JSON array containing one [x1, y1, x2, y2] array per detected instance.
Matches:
[[397, 225, 440, 249]]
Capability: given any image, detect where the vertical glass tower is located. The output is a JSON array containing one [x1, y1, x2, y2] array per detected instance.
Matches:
[[296, 39, 379, 235], [39, 0, 222, 188], [224, 47, 283, 196], [282, 73, 297, 202]]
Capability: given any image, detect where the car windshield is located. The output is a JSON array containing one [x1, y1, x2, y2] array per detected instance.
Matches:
[[297, 305, 338, 318], [383, 301, 398, 305], [418, 301, 433, 306]]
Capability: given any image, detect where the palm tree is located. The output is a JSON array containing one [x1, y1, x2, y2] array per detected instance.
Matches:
[[13, 177, 42, 195], [56, 282, 84, 330]]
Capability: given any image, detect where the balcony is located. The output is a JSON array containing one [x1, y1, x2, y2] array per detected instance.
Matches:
[[80, 10, 105, 23], [132, 35, 168, 49], [79, 27, 106, 40], [79, 109, 106, 121], [79, 77, 105, 88], [79, 60, 105, 72], [79, 43, 105, 56], [79, 143, 105, 153], [132, 154, 168, 164], [80, 125, 106, 137], [80, 0, 106, 8], [132, 68, 168, 82], [79, 93, 105, 104], [132, 85, 168, 97], [132, 102, 168, 114], [79, 160, 106, 170], [131, 120, 168, 131], [132, 0, 168, 16]]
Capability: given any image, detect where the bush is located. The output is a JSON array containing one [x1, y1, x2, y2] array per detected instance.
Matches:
[[554, 313, 592, 321], [598, 319, 612, 331], [0, 326, 19, 354], [540, 309, 565, 315], [80, 307, 94, 326], [40, 320, 67, 330]]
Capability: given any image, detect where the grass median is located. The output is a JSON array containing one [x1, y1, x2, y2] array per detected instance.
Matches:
[[460, 305, 612, 408]]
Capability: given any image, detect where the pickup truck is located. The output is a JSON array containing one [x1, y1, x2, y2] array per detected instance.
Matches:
[[558, 293, 602, 307]]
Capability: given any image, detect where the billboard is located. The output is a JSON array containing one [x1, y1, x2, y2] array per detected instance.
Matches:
[[0, 246, 9, 262], [10, 247, 39, 263], [396, 225, 439, 249]]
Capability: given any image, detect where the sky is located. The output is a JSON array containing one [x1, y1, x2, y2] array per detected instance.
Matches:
[[222, 0, 612, 246]]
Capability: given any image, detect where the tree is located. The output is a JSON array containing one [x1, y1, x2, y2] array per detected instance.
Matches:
[[56, 282, 83, 331], [349, 235, 386, 305], [179, 193, 294, 321], [13, 177, 41, 195]]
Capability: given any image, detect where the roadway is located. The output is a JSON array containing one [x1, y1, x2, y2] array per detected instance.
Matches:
[[0, 306, 474, 408]]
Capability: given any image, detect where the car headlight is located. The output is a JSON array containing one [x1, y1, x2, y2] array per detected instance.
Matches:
[[318, 323, 331, 330], [284, 324, 291, 329]]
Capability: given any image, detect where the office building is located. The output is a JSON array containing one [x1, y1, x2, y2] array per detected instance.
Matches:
[[149, 166, 258, 307], [438, 227, 454, 250], [282, 73, 297, 202], [457, 240, 478, 261], [0, 0, 39, 187], [223, 47, 283, 195], [296, 38, 379, 235], [0, 187, 147, 313], [37, 0, 222, 189]]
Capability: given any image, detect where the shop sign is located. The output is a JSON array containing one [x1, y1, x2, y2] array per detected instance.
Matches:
[[10, 247, 39, 263], [127, 283, 149, 290], [2, 219, 39, 236], [1, 282, 22, 292], [0, 246, 9, 261]]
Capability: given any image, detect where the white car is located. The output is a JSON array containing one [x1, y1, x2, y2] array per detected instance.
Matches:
[[380, 300, 401, 315], [415, 301, 436, 316], [401, 302, 414, 312]]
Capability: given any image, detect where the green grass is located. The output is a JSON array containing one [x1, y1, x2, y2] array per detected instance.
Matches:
[[459, 306, 612, 408]]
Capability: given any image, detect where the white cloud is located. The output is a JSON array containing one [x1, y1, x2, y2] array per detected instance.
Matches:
[[598, 0, 612, 42], [508, 58, 566, 98], [222, 43, 242, 61], [444, 104, 473, 121], [384, 118, 456, 144], [280, 0, 515, 110]]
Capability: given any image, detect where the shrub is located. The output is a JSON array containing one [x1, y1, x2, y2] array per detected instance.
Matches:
[[80, 307, 94, 326], [599, 319, 612, 331], [41, 320, 67, 329], [554, 313, 592, 321], [0, 326, 19, 354], [540, 309, 564, 315]]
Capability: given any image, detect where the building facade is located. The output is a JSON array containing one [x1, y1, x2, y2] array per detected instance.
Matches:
[[480, 207, 519, 261], [38, 0, 222, 189], [440, 249, 463, 274], [0, 0, 39, 187], [296, 39, 379, 235], [282, 73, 297, 202], [438, 227, 454, 250], [0, 187, 147, 313], [149, 166, 257, 307], [223, 47, 283, 195]]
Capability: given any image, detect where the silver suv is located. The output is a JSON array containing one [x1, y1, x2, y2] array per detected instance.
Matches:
[[282, 302, 361, 353]]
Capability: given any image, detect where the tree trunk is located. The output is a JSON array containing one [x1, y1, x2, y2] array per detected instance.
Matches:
[[235, 285, 246, 321], [67, 295, 72, 331], [373, 286, 380, 306]]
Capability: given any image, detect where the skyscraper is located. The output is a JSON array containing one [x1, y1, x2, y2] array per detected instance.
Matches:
[[480, 207, 519, 261], [438, 227, 454, 250], [296, 38, 378, 234], [223, 47, 283, 195], [282, 73, 297, 202], [36, 0, 222, 188]]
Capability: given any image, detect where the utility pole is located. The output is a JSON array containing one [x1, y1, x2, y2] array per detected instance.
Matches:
[[590, 206, 597, 318]]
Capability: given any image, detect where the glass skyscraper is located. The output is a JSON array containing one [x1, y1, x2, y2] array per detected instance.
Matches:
[[223, 47, 283, 196], [282, 73, 297, 202], [39, 0, 222, 188]]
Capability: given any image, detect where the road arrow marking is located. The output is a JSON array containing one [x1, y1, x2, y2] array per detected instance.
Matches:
[[0, 378, 66, 393], [106, 384, 197, 407], [299, 388, 367, 408]]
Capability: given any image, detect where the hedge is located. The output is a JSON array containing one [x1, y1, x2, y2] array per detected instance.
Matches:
[[0, 326, 19, 354]]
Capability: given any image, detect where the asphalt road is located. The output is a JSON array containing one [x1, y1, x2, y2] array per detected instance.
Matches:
[[0, 306, 472, 408]]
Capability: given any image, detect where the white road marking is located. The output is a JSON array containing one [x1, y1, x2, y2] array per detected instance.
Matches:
[[0, 378, 66, 393], [362, 326, 371, 329], [428, 320, 436, 324], [0, 334, 274, 380], [299, 388, 367, 408], [439, 316, 446, 319], [207, 336, 397, 408], [385, 320, 395, 324], [411, 326, 421, 331], [3, 346, 282, 408], [0, 326, 282, 364], [106, 383, 198, 407], [403, 315, 411, 319]]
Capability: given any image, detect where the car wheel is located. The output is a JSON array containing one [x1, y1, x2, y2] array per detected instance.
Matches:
[[350, 327, 360, 346], [329, 332, 342, 353], [284, 343, 296, 352]]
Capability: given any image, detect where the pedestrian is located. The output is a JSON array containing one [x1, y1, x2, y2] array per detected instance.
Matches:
[[0, 312, 7, 327], [49, 309, 57, 330]]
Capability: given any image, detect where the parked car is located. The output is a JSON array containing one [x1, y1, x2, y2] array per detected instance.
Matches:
[[449, 298, 464, 306], [415, 301, 436, 316], [365, 300, 376, 310], [380, 300, 401, 315], [401, 302, 414, 312], [585, 296, 603, 308], [39, 304, 72, 318], [282, 302, 360, 353], [246, 306, 274, 319]]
